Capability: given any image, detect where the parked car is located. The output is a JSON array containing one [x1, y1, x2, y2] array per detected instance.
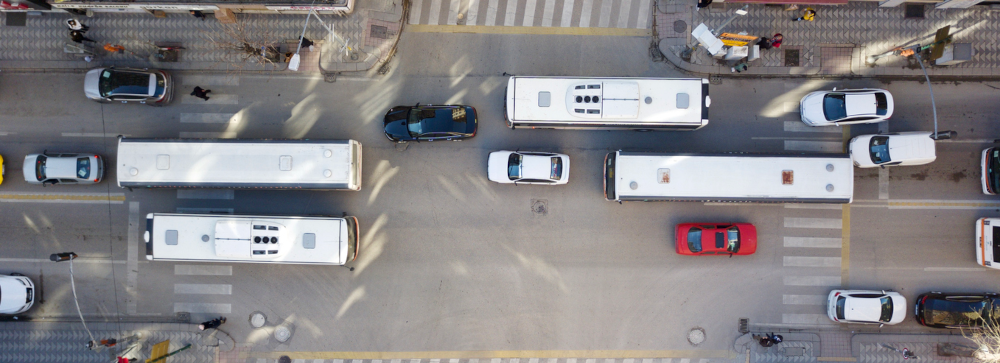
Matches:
[[84, 67, 173, 106], [0, 274, 35, 314], [800, 88, 893, 126], [915, 292, 1000, 328], [487, 151, 570, 185], [675, 223, 757, 256], [382, 104, 478, 142], [827, 289, 906, 325], [22, 152, 105, 185], [982, 148, 1000, 195], [849, 132, 936, 168]]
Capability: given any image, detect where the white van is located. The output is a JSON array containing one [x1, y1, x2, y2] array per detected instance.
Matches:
[[0, 274, 36, 314]]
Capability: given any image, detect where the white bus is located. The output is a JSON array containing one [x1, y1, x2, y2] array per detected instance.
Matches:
[[504, 77, 710, 130], [117, 138, 361, 190], [144, 213, 359, 265], [604, 151, 854, 203], [976, 218, 1000, 269]]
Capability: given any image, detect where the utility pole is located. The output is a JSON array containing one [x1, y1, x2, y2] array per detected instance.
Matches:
[[50, 252, 98, 348]]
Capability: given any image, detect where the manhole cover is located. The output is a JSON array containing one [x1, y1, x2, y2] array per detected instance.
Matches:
[[371, 24, 389, 39], [905, 3, 925, 18], [279, 356, 292, 363], [784, 49, 800, 67], [249, 312, 266, 328], [274, 324, 292, 342], [688, 327, 706, 346], [531, 199, 548, 216], [673, 20, 687, 33]]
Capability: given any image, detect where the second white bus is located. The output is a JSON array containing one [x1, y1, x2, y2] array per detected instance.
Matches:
[[504, 76, 710, 130], [145, 213, 360, 265], [604, 151, 854, 203], [117, 138, 362, 190]]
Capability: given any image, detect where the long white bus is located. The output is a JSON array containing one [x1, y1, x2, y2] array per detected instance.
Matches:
[[117, 138, 361, 190], [604, 151, 854, 203], [144, 213, 359, 265], [504, 77, 710, 130]]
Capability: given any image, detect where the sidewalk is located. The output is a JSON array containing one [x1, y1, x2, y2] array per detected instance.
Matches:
[[0, 0, 404, 75], [736, 330, 980, 362], [655, 0, 1000, 78], [0, 320, 215, 362]]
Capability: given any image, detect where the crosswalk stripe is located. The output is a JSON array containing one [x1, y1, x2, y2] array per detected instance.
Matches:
[[181, 76, 239, 86], [174, 265, 232, 276], [181, 94, 238, 105], [447, 0, 462, 25], [504, 0, 519, 26], [579, 0, 593, 27], [783, 121, 842, 133], [598, 0, 612, 28], [428, 0, 443, 25], [542, 0, 556, 26], [468, 0, 481, 25], [560, 0, 576, 27], [636, 0, 651, 29], [784, 256, 841, 268], [409, 0, 425, 24], [485, 0, 499, 25], [784, 217, 842, 229], [174, 302, 231, 314], [784, 236, 842, 248], [523, 0, 538, 26], [177, 189, 235, 200], [179, 113, 236, 123], [784, 203, 843, 210], [617, 0, 632, 28], [179, 131, 237, 138], [784, 140, 844, 152], [783, 294, 827, 305], [782, 313, 832, 325], [784, 275, 841, 286], [174, 283, 233, 295]]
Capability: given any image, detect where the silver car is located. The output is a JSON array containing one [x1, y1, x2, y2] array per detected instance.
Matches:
[[84, 67, 173, 106], [22, 152, 105, 185]]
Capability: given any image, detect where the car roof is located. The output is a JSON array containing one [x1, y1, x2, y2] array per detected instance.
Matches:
[[519, 154, 553, 180], [45, 156, 83, 179], [416, 106, 467, 134], [844, 94, 877, 116], [844, 294, 885, 322]]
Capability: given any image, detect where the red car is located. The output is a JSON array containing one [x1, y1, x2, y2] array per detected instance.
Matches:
[[675, 223, 757, 256]]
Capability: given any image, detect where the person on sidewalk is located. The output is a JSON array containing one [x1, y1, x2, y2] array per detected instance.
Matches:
[[793, 8, 816, 22], [767, 333, 783, 344], [757, 33, 783, 50], [731, 62, 749, 73], [697, 0, 713, 8], [104, 44, 125, 53], [190, 10, 206, 21], [299, 36, 315, 52], [66, 19, 89, 32], [70, 30, 95, 44], [87, 338, 117, 349], [191, 87, 212, 101]]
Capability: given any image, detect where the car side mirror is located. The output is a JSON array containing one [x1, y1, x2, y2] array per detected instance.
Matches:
[[880, 165, 885, 169], [729, 253, 734, 258]]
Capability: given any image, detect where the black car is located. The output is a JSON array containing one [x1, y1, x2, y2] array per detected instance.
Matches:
[[915, 292, 1000, 328], [382, 104, 478, 142]]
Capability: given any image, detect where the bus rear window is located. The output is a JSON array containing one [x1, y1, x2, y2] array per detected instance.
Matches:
[[993, 226, 1000, 263], [604, 153, 616, 201]]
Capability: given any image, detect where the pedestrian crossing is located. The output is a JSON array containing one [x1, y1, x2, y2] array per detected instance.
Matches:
[[408, 0, 652, 29], [172, 264, 234, 314], [778, 209, 845, 327]]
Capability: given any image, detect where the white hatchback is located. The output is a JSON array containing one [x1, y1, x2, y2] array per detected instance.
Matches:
[[827, 289, 906, 325], [0, 274, 35, 315], [800, 88, 894, 126], [23, 153, 105, 185], [488, 151, 570, 185], [849, 132, 936, 168]]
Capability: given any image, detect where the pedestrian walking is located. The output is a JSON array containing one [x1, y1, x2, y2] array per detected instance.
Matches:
[[104, 44, 125, 53], [299, 36, 315, 52], [191, 86, 212, 101], [792, 7, 816, 22], [697, 0, 713, 8], [66, 18, 89, 32], [731, 62, 749, 73], [198, 316, 226, 330], [190, 10, 206, 21], [757, 33, 783, 50], [70, 30, 95, 43], [767, 333, 783, 344]]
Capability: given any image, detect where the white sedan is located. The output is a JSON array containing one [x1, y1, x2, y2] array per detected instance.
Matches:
[[849, 132, 936, 168], [800, 88, 894, 126], [827, 289, 906, 325], [487, 151, 570, 185]]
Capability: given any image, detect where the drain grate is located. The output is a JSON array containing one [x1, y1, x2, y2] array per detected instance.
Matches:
[[905, 4, 925, 19], [738, 318, 749, 334], [531, 199, 548, 216], [371, 24, 389, 39], [784, 49, 800, 67]]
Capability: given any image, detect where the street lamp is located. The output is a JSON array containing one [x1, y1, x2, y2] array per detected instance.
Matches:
[[289, 9, 353, 71], [50, 252, 97, 347]]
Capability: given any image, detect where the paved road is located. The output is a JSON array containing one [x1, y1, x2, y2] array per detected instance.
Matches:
[[2, 31, 1000, 359]]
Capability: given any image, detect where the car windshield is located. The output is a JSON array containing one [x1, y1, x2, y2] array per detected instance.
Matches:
[[77, 157, 90, 179], [823, 94, 847, 121], [869, 136, 891, 164], [879, 296, 894, 322], [989, 149, 1000, 193], [34, 155, 47, 181], [875, 93, 889, 116], [98, 70, 150, 97], [687, 227, 703, 253], [550, 157, 562, 180], [726, 226, 741, 253], [507, 153, 521, 180], [836, 296, 847, 319], [926, 298, 989, 326]]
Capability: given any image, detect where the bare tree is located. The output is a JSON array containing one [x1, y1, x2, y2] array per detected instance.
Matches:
[[203, 15, 284, 75], [963, 322, 999, 362]]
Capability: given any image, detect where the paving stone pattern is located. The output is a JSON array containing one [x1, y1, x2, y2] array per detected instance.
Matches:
[[0, 321, 214, 363]]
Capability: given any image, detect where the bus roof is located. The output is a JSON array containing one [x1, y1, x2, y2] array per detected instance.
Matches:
[[611, 152, 854, 203], [117, 138, 360, 189], [508, 77, 707, 124], [147, 214, 350, 264]]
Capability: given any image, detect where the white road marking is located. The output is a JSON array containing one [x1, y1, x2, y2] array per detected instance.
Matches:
[[61, 132, 120, 137], [923, 267, 987, 272], [784, 256, 841, 267], [174, 283, 233, 295], [428, 0, 442, 24], [784, 275, 841, 286], [616, 0, 632, 28], [126, 202, 140, 314], [560, 0, 576, 27], [939, 139, 1000, 143], [541, 0, 556, 26], [181, 75, 239, 86], [447, 0, 461, 25], [485, 0, 499, 26], [523, 0, 538, 26], [783, 294, 826, 305], [784, 217, 842, 229], [784, 203, 843, 210], [579, 0, 593, 27], [179, 131, 237, 138], [177, 189, 235, 200], [467, 0, 481, 25], [174, 264, 232, 276], [783, 121, 842, 133], [173, 302, 231, 314], [181, 94, 238, 104], [784, 236, 842, 248], [0, 132, 10, 136], [176, 207, 234, 214], [636, 0, 651, 29], [0, 258, 127, 264], [782, 314, 833, 325], [409, 0, 424, 24], [879, 167, 889, 200], [597, 0, 612, 27], [179, 113, 237, 124], [784, 140, 844, 152], [504, 0, 518, 26]]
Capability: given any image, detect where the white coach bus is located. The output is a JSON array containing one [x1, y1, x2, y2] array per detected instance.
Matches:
[[604, 151, 854, 203], [504, 77, 710, 130], [976, 218, 1000, 269], [145, 213, 359, 265], [117, 138, 362, 190]]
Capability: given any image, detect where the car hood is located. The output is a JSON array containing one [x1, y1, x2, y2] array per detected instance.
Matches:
[[383, 107, 411, 141], [889, 294, 908, 324], [21, 155, 38, 181], [800, 92, 827, 125], [488, 151, 514, 183], [0, 278, 28, 313], [84, 68, 103, 100]]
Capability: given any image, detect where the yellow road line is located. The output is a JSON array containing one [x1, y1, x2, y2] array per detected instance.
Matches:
[[406, 24, 650, 36], [246, 350, 736, 360], [888, 201, 1000, 208], [0, 194, 126, 202], [841, 204, 850, 287]]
